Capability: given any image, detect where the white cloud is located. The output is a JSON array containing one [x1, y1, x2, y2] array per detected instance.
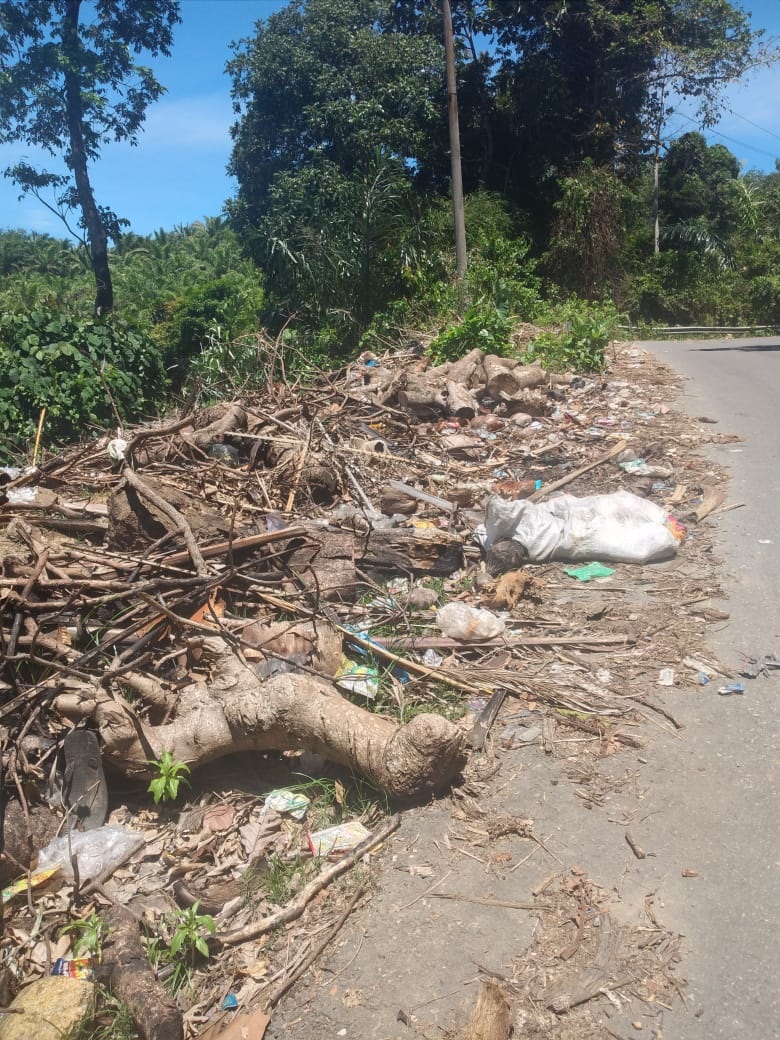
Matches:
[[117, 92, 234, 153]]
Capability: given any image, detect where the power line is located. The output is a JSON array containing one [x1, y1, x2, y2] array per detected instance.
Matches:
[[726, 107, 780, 144], [673, 111, 779, 160]]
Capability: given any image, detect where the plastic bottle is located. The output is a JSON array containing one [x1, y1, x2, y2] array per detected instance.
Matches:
[[436, 602, 505, 641]]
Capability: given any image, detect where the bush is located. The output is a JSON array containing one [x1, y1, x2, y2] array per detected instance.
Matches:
[[428, 303, 513, 363], [151, 271, 265, 385], [627, 251, 743, 325], [0, 310, 166, 456], [747, 268, 780, 325], [525, 300, 617, 372]]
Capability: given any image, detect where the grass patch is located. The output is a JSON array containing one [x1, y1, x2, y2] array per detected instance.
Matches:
[[72, 988, 139, 1040]]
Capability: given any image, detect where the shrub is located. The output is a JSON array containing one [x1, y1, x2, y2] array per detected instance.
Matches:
[[525, 300, 617, 372], [151, 271, 265, 385], [428, 303, 513, 363], [748, 275, 780, 325], [0, 310, 166, 456]]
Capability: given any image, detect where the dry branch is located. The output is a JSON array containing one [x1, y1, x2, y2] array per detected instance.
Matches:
[[122, 467, 209, 576], [218, 813, 401, 946]]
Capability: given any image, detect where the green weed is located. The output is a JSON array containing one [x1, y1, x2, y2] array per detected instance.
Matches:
[[61, 911, 106, 961], [71, 987, 139, 1040], [147, 750, 190, 804], [145, 901, 216, 997]]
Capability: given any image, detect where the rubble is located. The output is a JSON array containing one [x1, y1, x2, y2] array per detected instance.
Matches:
[[0, 342, 733, 1037]]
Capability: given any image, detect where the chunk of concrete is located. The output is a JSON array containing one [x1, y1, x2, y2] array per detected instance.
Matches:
[[0, 976, 94, 1040]]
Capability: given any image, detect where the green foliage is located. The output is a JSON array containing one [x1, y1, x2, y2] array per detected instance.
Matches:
[[61, 912, 106, 961], [71, 988, 139, 1040], [660, 133, 742, 239], [545, 162, 632, 300], [146, 902, 215, 997], [428, 305, 513, 364], [0, 1, 181, 311], [227, 0, 444, 244], [153, 270, 265, 384], [526, 301, 618, 373], [362, 191, 543, 354], [0, 309, 166, 455], [627, 250, 741, 325], [146, 750, 190, 805], [248, 153, 422, 350], [748, 275, 780, 325], [186, 329, 269, 402], [264, 854, 305, 906]]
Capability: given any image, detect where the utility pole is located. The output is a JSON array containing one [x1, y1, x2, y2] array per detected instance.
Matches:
[[442, 0, 467, 288]]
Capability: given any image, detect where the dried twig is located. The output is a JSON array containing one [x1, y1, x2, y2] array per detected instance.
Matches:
[[122, 467, 209, 577], [264, 884, 367, 1009], [218, 814, 400, 946]]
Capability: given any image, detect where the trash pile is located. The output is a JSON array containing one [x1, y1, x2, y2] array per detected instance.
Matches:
[[0, 342, 737, 1038]]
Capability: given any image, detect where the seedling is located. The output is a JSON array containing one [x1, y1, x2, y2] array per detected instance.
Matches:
[[61, 911, 106, 961], [146, 901, 216, 996], [147, 750, 190, 804]]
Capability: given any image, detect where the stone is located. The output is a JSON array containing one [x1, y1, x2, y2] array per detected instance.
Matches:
[[0, 976, 94, 1040]]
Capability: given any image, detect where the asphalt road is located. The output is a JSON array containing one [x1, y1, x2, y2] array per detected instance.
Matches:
[[637, 338, 780, 1040]]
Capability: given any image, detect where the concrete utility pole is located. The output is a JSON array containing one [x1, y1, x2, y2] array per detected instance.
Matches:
[[442, 0, 467, 285]]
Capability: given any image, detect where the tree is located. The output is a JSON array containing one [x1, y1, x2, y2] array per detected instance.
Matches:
[[457, 1, 765, 227], [227, 0, 446, 342], [0, 0, 180, 315], [643, 0, 771, 252]]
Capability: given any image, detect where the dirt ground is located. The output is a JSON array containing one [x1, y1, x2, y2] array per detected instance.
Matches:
[[0, 341, 739, 1040], [257, 346, 730, 1040]]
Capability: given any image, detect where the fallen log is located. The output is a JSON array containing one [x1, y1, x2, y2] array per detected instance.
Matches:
[[445, 379, 479, 419], [99, 905, 183, 1040], [54, 638, 466, 800]]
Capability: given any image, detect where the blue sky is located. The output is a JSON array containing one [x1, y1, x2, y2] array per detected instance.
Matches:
[[0, 0, 778, 240]]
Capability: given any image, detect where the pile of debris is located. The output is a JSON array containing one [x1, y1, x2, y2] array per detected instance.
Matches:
[[0, 343, 733, 1039]]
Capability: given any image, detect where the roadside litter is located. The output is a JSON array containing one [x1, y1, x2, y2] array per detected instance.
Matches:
[[481, 489, 685, 564], [739, 653, 780, 679], [0, 341, 732, 1039]]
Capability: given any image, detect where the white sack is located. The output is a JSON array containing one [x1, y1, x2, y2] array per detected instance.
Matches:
[[484, 489, 682, 564]]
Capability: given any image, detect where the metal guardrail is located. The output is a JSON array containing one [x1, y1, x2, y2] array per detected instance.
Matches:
[[618, 324, 780, 337]]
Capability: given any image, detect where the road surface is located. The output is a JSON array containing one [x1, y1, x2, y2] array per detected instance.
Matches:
[[638, 337, 780, 1040]]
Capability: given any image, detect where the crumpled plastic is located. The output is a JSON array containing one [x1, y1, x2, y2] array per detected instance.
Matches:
[[38, 825, 145, 881], [481, 489, 684, 564]]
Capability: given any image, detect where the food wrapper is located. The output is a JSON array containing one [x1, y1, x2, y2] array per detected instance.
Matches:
[[1, 866, 60, 904], [335, 656, 378, 699], [263, 788, 310, 820], [308, 821, 371, 857]]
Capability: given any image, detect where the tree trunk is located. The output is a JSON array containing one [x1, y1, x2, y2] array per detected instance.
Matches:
[[54, 638, 467, 800], [442, 0, 467, 290], [62, 0, 113, 315]]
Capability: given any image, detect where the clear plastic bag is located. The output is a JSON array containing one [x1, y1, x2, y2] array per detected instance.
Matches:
[[38, 825, 145, 881], [436, 602, 505, 641]]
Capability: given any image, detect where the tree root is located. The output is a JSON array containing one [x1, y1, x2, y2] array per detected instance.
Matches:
[[55, 639, 467, 800]]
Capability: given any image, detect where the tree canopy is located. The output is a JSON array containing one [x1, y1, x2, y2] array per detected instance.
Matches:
[[0, 0, 181, 314]]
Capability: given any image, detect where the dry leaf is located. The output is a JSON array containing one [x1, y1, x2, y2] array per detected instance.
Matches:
[[196, 1008, 270, 1040], [202, 804, 235, 833]]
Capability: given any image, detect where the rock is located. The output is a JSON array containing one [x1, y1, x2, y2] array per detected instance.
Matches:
[[0, 977, 94, 1040], [408, 587, 439, 610]]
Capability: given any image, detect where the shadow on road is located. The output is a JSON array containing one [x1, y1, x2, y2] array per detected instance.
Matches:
[[694, 343, 780, 352]]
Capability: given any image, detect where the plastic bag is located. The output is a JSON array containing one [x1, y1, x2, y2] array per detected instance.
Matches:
[[483, 490, 684, 564], [436, 602, 505, 641], [37, 825, 145, 882]]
